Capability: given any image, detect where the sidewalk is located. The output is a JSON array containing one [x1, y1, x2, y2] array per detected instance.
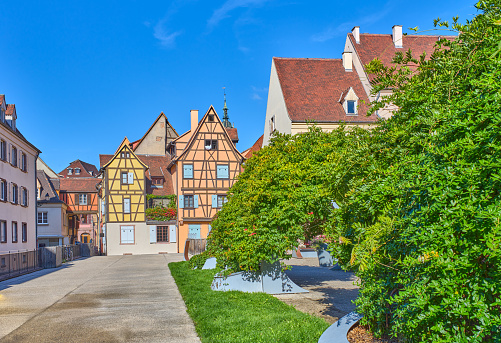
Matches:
[[0, 254, 200, 343]]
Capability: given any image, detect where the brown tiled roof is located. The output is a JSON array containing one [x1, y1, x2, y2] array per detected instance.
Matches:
[[225, 128, 239, 142], [59, 160, 98, 178], [6, 104, 15, 115], [243, 134, 263, 159], [59, 178, 100, 193], [0, 95, 4, 107], [274, 57, 376, 123], [99, 154, 175, 196], [349, 33, 455, 82]]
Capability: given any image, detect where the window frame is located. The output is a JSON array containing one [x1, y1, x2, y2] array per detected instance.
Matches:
[[217, 195, 228, 208], [79, 194, 87, 205], [67, 168, 73, 175], [0, 139, 5, 161], [75, 168, 81, 175], [204, 139, 218, 150], [156, 226, 169, 242], [21, 152, 27, 172], [21, 187, 28, 207], [12, 221, 18, 243], [0, 179, 6, 201], [22, 223, 27, 242], [184, 195, 195, 208], [11, 146, 17, 167], [11, 183, 18, 204], [346, 100, 357, 115], [38, 212, 48, 225], [0, 221, 6, 243]]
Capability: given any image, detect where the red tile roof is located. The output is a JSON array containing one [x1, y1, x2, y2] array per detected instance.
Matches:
[[59, 160, 98, 178], [225, 128, 239, 142], [350, 33, 455, 82], [6, 104, 15, 115], [99, 154, 175, 196], [59, 178, 100, 193], [274, 57, 377, 123], [0, 95, 4, 107], [243, 134, 263, 159]]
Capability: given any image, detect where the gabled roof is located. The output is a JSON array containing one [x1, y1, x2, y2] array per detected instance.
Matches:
[[242, 134, 263, 159], [59, 178, 100, 193], [6, 104, 16, 116], [101, 143, 148, 171], [59, 159, 98, 178], [349, 33, 455, 82], [37, 170, 64, 203], [225, 128, 239, 143], [273, 57, 376, 123], [132, 112, 179, 152], [173, 106, 245, 163], [0, 95, 5, 107]]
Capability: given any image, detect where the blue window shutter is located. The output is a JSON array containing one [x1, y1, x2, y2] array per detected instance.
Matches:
[[212, 195, 218, 208], [150, 226, 157, 243], [179, 195, 184, 208], [217, 165, 229, 178], [183, 164, 193, 178], [194, 195, 198, 208], [189, 225, 201, 239]]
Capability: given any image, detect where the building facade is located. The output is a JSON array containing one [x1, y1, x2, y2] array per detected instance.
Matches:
[[0, 95, 40, 253], [168, 106, 244, 251]]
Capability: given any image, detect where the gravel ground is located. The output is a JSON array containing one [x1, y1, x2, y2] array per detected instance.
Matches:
[[274, 257, 359, 324]]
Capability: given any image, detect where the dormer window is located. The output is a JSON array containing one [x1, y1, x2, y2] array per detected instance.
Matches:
[[75, 168, 81, 175], [151, 177, 164, 188], [339, 87, 359, 116], [67, 168, 73, 175]]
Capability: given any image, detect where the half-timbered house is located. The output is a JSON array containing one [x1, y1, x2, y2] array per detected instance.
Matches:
[[168, 106, 245, 251]]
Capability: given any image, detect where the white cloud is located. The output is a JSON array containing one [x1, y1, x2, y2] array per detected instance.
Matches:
[[153, 20, 183, 48], [207, 0, 270, 30], [250, 85, 268, 101], [311, 5, 392, 43]]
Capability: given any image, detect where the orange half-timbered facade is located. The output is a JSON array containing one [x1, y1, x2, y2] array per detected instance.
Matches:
[[169, 106, 244, 251]]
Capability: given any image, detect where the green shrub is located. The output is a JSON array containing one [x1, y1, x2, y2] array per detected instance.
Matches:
[[189, 251, 211, 270]]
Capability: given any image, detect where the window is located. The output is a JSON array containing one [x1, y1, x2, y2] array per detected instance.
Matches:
[[21, 153, 26, 172], [75, 168, 81, 175], [188, 225, 201, 239], [67, 168, 73, 175], [208, 114, 214, 122], [120, 226, 134, 244], [124, 198, 131, 214], [0, 221, 6, 243], [156, 226, 169, 242], [21, 188, 28, 206], [79, 194, 87, 205], [184, 195, 194, 208], [218, 195, 228, 208], [217, 165, 229, 179], [80, 214, 87, 224], [183, 164, 193, 179], [11, 146, 17, 167], [270, 116, 276, 133], [0, 179, 6, 201], [204, 139, 218, 150], [151, 177, 163, 187], [12, 222, 18, 243], [38, 212, 48, 224], [347, 100, 356, 114], [11, 183, 18, 204], [0, 140, 6, 161], [121, 171, 134, 184], [22, 223, 27, 242]]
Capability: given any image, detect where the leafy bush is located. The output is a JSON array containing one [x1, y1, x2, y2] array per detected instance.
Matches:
[[188, 250, 212, 269], [327, 2, 501, 341], [145, 207, 176, 221]]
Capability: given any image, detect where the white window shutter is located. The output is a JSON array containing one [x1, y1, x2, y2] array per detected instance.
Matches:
[[124, 199, 130, 213], [150, 226, 157, 243], [179, 195, 184, 208], [169, 225, 176, 243], [211, 195, 218, 208], [127, 172, 134, 184], [194, 195, 198, 208]]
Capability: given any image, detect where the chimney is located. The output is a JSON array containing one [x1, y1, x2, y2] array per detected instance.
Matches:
[[352, 26, 360, 44], [392, 25, 403, 48], [342, 51, 353, 72], [190, 109, 198, 133]]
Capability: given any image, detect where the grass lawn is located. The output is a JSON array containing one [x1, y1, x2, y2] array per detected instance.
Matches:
[[169, 261, 330, 343]]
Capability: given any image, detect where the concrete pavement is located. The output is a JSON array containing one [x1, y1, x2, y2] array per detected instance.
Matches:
[[0, 254, 201, 343]]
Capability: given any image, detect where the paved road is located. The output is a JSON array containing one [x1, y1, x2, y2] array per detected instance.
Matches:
[[0, 254, 201, 343]]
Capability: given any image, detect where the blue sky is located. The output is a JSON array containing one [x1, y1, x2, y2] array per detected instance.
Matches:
[[1, 0, 476, 173]]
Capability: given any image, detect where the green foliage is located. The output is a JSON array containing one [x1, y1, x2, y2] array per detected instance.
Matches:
[[146, 194, 177, 203], [189, 250, 212, 269], [327, 1, 501, 341], [208, 125, 372, 272], [169, 261, 329, 343], [145, 206, 176, 221]]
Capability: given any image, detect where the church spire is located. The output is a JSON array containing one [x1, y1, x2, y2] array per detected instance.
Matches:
[[222, 87, 232, 128]]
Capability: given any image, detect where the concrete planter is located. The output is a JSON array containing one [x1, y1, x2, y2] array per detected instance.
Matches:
[[318, 312, 362, 343]]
